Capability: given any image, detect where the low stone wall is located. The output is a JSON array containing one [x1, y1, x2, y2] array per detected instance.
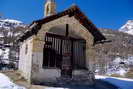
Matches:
[[31, 69, 61, 84], [31, 69, 95, 85]]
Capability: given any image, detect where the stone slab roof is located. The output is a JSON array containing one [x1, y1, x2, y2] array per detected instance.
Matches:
[[18, 5, 106, 43]]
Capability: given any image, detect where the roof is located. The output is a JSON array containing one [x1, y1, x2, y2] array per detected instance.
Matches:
[[18, 5, 106, 43]]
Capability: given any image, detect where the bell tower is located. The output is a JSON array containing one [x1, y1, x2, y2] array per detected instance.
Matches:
[[44, 0, 56, 17]]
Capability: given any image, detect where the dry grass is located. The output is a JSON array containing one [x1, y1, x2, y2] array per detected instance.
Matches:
[[125, 69, 133, 79], [110, 74, 124, 78]]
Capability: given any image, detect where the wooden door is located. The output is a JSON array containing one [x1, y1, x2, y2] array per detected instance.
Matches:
[[43, 33, 73, 77], [61, 39, 73, 78], [43, 33, 86, 78]]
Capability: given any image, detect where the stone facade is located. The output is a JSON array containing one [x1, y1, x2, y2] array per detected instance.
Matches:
[[19, 37, 33, 82], [19, 15, 96, 84]]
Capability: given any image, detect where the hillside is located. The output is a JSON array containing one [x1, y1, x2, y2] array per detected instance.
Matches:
[[95, 28, 133, 78], [0, 18, 27, 69]]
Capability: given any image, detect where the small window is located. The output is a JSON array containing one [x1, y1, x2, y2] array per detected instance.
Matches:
[[25, 44, 28, 54]]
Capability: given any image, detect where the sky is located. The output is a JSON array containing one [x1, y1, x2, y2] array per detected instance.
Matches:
[[0, 0, 133, 30]]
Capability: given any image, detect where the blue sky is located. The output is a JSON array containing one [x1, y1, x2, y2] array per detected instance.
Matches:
[[0, 0, 133, 30]]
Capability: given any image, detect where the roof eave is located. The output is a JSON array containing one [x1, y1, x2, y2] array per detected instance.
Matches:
[[17, 5, 106, 43]]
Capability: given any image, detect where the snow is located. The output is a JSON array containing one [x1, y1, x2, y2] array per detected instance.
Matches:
[[96, 75, 133, 89], [0, 49, 3, 55], [0, 73, 26, 89], [119, 20, 133, 35], [1, 72, 133, 89], [3, 48, 10, 59], [0, 73, 70, 89], [106, 56, 133, 76], [0, 19, 23, 24], [0, 18, 25, 29], [0, 48, 10, 63], [116, 68, 127, 76], [0, 34, 4, 37]]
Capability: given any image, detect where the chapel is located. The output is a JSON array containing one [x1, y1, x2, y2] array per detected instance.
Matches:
[[18, 0, 106, 84]]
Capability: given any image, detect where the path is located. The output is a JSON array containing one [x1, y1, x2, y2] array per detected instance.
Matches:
[[1, 70, 118, 89]]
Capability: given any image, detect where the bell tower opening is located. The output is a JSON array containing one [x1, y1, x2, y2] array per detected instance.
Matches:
[[44, 0, 56, 17]]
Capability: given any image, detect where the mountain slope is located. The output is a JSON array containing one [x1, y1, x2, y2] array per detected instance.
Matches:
[[119, 20, 133, 35], [0, 18, 25, 29], [0, 18, 27, 40], [95, 28, 133, 77], [0, 18, 27, 69]]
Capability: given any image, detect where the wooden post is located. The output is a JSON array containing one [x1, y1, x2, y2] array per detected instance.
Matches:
[[66, 24, 69, 37]]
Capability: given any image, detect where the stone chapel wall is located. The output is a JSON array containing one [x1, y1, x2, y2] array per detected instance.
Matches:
[[19, 37, 33, 82], [30, 15, 96, 83]]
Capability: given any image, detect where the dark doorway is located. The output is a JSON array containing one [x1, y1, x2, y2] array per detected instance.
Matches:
[[43, 33, 86, 78]]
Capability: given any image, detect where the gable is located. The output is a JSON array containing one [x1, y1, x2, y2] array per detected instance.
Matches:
[[18, 5, 106, 44], [35, 15, 95, 45]]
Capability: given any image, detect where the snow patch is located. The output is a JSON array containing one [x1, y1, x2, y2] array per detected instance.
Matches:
[[116, 68, 127, 76], [0, 18, 26, 29], [95, 75, 107, 79], [95, 75, 133, 89], [106, 56, 133, 76], [0, 73, 26, 89], [0, 73, 71, 89], [1, 19, 23, 24], [119, 20, 133, 35]]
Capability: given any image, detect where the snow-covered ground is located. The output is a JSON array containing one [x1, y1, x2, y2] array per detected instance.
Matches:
[[96, 75, 133, 89], [0, 73, 26, 89], [1, 72, 133, 89], [106, 56, 133, 76], [0, 73, 70, 89]]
